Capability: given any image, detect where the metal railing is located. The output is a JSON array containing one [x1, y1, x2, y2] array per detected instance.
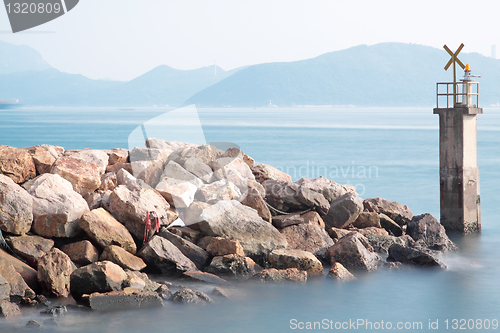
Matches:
[[436, 82, 479, 108]]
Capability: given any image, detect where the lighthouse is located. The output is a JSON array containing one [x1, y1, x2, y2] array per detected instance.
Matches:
[[433, 44, 482, 234]]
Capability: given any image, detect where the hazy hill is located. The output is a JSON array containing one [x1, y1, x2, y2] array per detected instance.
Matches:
[[0, 41, 52, 75], [185, 43, 500, 107]]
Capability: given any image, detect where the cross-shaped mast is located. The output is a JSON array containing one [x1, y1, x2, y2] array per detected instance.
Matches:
[[443, 43, 465, 106]]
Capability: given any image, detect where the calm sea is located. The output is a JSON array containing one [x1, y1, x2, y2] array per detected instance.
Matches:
[[0, 106, 499, 332]]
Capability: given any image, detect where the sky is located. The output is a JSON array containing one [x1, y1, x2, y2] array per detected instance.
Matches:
[[0, 0, 499, 81]]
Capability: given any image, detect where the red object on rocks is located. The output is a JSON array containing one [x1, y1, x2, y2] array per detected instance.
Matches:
[[143, 211, 159, 245]]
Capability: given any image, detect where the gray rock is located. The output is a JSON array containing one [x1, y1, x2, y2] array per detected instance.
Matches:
[[252, 164, 292, 184], [158, 231, 209, 270], [327, 262, 356, 282], [156, 177, 198, 208], [0, 275, 10, 300], [37, 248, 74, 298], [0, 300, 21, 318], [296, 177, 355, 203], [240, 187, 272, 223], [268, 249, 323, 276], [279, 223, 334, 258], [196, 179, 241, 204], [70, 150, 109, 175], [70, 261, 128, 297], [387, 244, 447, 269], [6, 235, 54, 268], [0, 259, 35, 300], [365, 234, 414, 254], [171, 288, 213, 304], [205, 254, 259, 277], [379, 213, 403, 236], [0, 175, 33, 235], [256, 268, 307, 283], [82, 289, 163, 311], [406, 214, 458, 252], [363, 198, 413, 226], [161, 161, 204, 188], [323, 193, 363, 229], [325, 232, 380, 272], [264, 180, 329, 215]]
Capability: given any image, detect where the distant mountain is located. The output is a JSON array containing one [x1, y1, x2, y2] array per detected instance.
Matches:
[[0, 41, 52, 75], [185, 43, 500, 107]]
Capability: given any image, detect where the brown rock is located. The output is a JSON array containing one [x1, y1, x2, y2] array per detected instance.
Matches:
[[327, 262, 356, 282], [0, 249, 39, 293], [264, 180, 329, 215], [323, 193, 363, 229], [24, 145, 56, 175], [406, 213, 458, 252], [357, 227, 389, 236], [0, 258, 35, 300], [0, 174, 33, 235], [168, 226, 201, 244], [0, 145, 36, 183], [107, 148, 129, 165], [379, 213, 403, 236], [268, 249, 323, 276], [256, 268, 307, 283], [325, 232, 380, 272], [365, 234, 414, 254], [79, 207, 137, 254], [158, 231, 209, 270], [252, 164, 292, 183], [183, 271, 229, 285], [137, 235, 197, 275], [296, 177, 355, 203], [0, 275, 10, 300], [108, 185, 171, 241], [99, 172, 117, 192], [279, 223, 334, 258], [70, 150, 109, 175], [328, 227, 351, 240], [206, 237, 245, 257], [6, 235, 54, 268], [171, 288, 213, 304], [70, 261, 127, 297], [212, 286, 229, 297], [0, 300, 21, 318], [205, 254, 259, 277], [84, 191, 102, 210], [51, 156, 102, 196], [240, 187, 272, 222], [106, 162, 133, 174], [196, 236, 213, 250], [123, 270, 160, 292], [82, 289, 162, 311], [352, 212, 381, 229], [363, 198, 413, 226], [60, 240, 99, 266], [220, 147, 255, 168], [37, 248, 74, 298], [100, 245, 146, 271], [28, 174, 89, 238]]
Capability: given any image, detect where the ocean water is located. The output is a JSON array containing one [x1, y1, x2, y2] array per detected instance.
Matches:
[[0, 106, 499, 332]]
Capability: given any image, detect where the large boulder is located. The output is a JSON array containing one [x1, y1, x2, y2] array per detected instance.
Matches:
[[205, 254, 259, 277], [0, 249, 39, 293], [365, 234, 414, 254], [192, 200, 288, 259], [99, 245, 147, 271], [323, 193, 363, 229], [252, 164, 292, 184], [51, 156, 102, 196], [256, 268, 307, 283], [0, 175, 33, 235], [158, 231, 209, 270], [268, 249, 323, 276], [108, 185, 171, 241], [79, 208, 137, 254], [0, 145, 36, 183], [387, 244, 447, 269], [279, 221, 334, 258], [60, 240, 99, 266], [70, 261, 128, 297], [23, 145, 57, 175], [137, 236, 197, 275], [0, 300, 21, 318], [37, 248, 74, 298], [325, 232, 380, 272], [6, 235, 54, 268], [406, 214, 458, 252], [363, 198, 413, 226], [0, 259, 35, 300], [352, 212, 381, 229], [70, 150, 109, 175], [27, 174, 89, 238], [296, 177, 355, 203]]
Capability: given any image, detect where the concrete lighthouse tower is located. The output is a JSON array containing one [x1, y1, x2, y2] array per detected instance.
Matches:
[[434, 44, 482, 234]]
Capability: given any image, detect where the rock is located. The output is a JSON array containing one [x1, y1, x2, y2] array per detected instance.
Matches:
[[130, 147, 171, 163], [272, 211, 325, 229], [352, 212, 381, 229], [356, 227, 389, 237], [108, 185, 171, 241], [146, 138, 182, 151], [158, 231, 209, 270], [323, 193, 363, 229], [168, 226, 201, 244], [84, 191, 102, 210], [365, 234, 414, 254], [156, 284, 172, 300], [137, 236, 197, 275], [363, 198, 413, 226], [0, 276, 10, 300], [82, 289, 163, 311], [206, 254, 259, 277], [51, 156, 102, 196], [279, 223, 334, 258], [24, 145, 56, 175], [327, 227, 351, 240], [70, 261, 128, 297], [183, 157, 214, 183], [252, 164, 292, 184], [220, 147, 255, 168], [123, 271, 160, 292], [99, 172, 117, 192], [0, 145, 36, 183], [107, 148, 129, 165], [0, 300, 21, 318], [130, 160, 164, 188], [196, 179, 242, 204], [0, 259, 35, 300], [167, 144, 219, 167], [116, 168, 142, 191], [183, 271, 229, 285], [179, 201, 211, 226], [212, 156, 255, 182], [155, 177, 198, 208], [60, 240, 99, 266], [79, 207, 137, 254], [327, 262, 356, 282], [6, 235, 54, 268], [37, 248, 74, 298], [106, 162, 133, 175], [268, 249, 323, 276], [325, 232, 380, 272], [40, 144, 64, 159], [256, 268, 307, 283], [206, 237, 245, 257], [171, 288, 213, 304], [240, 187, 272, 222], [40, 305, 67, 317], [192, 200, 287, 259], [379, 213, 403, 236], [387, 244, 447, 269], [0, 249, 39, 294], [100, 245, 147, 271], [161, 161, 204, 188], [212, 287, 229, 298], [296, 177, 355, 203], [26, 319, 42, 327], [196, 236, 213, 250], [406, 213, 458, 252], [28, 174, 89, 238], [70, 150, 109, 175], [0, 175, 33, 235], [263, 180, 329, 215]]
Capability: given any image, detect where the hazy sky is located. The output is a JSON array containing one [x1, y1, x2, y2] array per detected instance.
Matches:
[[0, 0, 498, 81]]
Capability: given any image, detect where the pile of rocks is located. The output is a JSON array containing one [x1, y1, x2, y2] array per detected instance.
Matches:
[[0, 139, 458, 318]]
